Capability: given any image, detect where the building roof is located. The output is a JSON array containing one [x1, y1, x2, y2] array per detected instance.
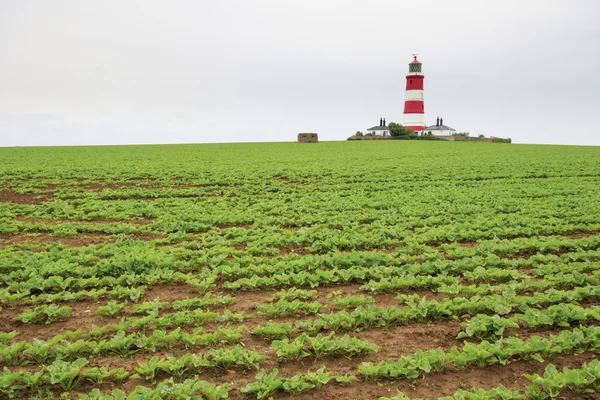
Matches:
[[366, 126, 389, 131], [423, 124, 456, 131]]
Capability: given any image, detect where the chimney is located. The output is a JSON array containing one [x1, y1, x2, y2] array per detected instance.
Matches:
[[436, 117, 439, 127], [440, 117, 444, 126], [383, 118, 386, 126], [380, 117, 383, 127]]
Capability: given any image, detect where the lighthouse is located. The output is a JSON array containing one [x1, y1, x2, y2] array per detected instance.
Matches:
[[403, 55, 425, 132]]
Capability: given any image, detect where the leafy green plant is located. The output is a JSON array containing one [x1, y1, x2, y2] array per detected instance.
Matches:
[[111, 285, 146, 302], [132, 299, 168, 315], [187, 277, 216, 294], [0, 291, 30, 309], [95, 300, 127, 317], [0, 368, 47, 399], [272, 333, 378, 361], [330, 294, 375, 309], [217, 309, 253, 323], [81, 365, 129, 384], [172, 293, 234, 310], [13, 304, 71, 324], [525, 360, 600, 399], [457, 314, 519, 339], [269, 287, 317, 302], [134, 345, 267, 380], [379, 392, 419, 400], [257, 299, 323, 318], [0, 342, 30, 366], [78, 377, 229, 400], [22, 336, 63, 364], [205, 345, 267, 372], [241, 368, 284, 399], [439, 385, 524, 400], [133, 356, 163, 381], [241, 366, 351, 398], [252, 323, 295, 340], [45, 358, 88, 391]]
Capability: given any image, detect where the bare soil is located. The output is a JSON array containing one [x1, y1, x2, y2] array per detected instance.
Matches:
[[0, 189, 53, 204], [0, 232, 165, 248], [14, 216, 155, 225]]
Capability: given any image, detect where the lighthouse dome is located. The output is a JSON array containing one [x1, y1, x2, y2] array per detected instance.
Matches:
[[408, 55, 422, 74]]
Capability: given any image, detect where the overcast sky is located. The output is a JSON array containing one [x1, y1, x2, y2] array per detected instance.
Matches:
[[1, 0, 599, 147]]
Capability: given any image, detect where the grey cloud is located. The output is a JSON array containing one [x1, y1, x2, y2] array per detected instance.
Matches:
[[1, 0, 599, 146]]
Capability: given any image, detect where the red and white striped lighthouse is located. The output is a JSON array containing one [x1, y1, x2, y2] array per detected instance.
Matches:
[[403, 55, 425, 132]]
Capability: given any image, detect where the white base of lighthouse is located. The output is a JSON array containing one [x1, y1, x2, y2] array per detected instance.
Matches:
[[403, 113, 426, 131]]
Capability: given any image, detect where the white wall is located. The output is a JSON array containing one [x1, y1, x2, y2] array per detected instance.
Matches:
[[430, 129, 455, 136], [366, 129, 389, 136]]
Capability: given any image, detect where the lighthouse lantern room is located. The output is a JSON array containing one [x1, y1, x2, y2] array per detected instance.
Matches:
[[403, 55, 426, 132]]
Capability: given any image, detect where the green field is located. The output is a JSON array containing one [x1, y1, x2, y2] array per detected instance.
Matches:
[[1, 141, 600, 399]]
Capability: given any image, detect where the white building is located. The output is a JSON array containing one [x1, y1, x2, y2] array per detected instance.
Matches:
[[423, 117, 456, 136], [366, 118, 390, 136]]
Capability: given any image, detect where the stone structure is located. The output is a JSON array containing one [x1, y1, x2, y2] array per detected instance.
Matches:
[[297, 133, 318, 143]]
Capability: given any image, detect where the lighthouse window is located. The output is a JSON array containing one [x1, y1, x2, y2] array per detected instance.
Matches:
[[409, 63, 421, 73], [410, 80, 412, 84]]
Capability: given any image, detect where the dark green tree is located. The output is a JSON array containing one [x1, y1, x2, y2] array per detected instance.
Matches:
[[388, 122, 417, 137]]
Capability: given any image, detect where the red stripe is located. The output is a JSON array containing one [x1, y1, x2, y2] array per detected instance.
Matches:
[[404, 125, 424, 130], [405, 76, 424, 90], [403, 101, 425, 114]]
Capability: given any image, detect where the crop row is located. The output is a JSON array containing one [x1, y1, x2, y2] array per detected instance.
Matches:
[[3, 261, 597, 310], [133, 345, 266, 380], [0, 345, 261, 398], [437, 270, 600, 297], [272, 333, 378, 361], [5, 336, 598, 399], [0, 358, 128, 397], [8, 302, 594, 370], [359, 326, 600, 381], [78, 377, 229, 400], [241, 366, 356, 399], [0, 326, 243, 366], [213, 249, 597, 282], [93, 293, 233, 318], [4, 200, 599, 247], [70, 359, 600, 400], [2, 285, 148, 307], [381, 360, 600, 400], [2, 244, 598, 303], [223, 264, 599, 293], [458, 304, 600, 339], [4, 271, 186, 294], [2, 233, 599, 284], [297, 286, 600, 334]]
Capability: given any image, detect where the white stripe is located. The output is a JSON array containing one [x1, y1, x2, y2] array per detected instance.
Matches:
[[404, 90, 424, 101], [403, 113, 426, 126]]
